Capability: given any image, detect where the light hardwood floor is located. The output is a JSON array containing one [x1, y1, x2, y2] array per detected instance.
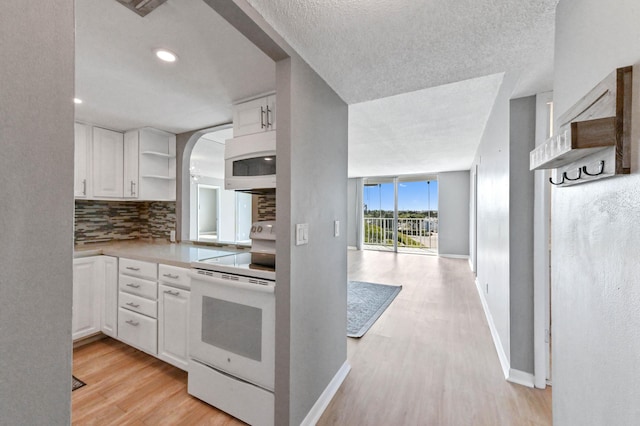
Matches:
[[73, 250, 551, 425], [318, 250, 552, 425], [72, 339, 244, 425]]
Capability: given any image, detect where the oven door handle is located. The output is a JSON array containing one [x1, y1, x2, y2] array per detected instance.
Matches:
[[189, 271, 275, 294]]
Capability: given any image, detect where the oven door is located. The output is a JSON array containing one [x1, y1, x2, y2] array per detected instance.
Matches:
[[189, 270, 275, 391]]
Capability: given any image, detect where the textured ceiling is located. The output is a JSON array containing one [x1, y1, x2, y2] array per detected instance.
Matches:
[[349, 73, 504, 178], [75, 0, 275, 133], [245, 0, 558, 103]]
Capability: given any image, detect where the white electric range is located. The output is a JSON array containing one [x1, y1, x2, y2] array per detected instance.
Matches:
[[187, 223, 276, 426]]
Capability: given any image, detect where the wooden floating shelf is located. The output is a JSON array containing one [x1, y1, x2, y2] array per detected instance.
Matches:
[[530, 117, 616, 170], [529, 66, 633, 186]]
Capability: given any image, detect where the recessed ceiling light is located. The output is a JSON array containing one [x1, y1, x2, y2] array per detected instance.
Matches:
[[73, 98, 83, 104], [155, 49, 177, 63]]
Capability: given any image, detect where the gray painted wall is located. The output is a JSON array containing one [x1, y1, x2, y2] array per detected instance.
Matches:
[[437, 171, 470, 256], [0, 1, 74, 423], [275, 55, 348, 425], [470, 73, 515, 367], [553, 0, 640, 423], [508, 96, 536, 373]]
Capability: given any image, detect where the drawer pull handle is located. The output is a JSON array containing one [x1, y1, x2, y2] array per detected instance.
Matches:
[[125, 319, 139, 327], [164, 290, 180, 296], [163, 273, 179, 279], [126, 266, 140, 271], [126, 283, 141, 289], [126, 302, 140, 308]]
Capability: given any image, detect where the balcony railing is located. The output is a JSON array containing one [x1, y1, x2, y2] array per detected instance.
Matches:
[[363, 217, 438, 252]]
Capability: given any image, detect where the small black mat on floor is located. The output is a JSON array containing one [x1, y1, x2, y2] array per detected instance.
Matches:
[[347, 281, 402, 338], [72, 376, 86, 391]]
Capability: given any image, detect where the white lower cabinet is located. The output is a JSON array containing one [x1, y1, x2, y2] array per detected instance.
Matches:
[[73, 256, 191, 370], [118, 308, 157, 354], [72, 257, 102, 340], [158, 283, 190, 371], [101, 256, 118, 338], [118, 258, 158, 355]]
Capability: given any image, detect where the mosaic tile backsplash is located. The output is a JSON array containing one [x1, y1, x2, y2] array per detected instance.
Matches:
[[75, 200, 176, 244], [257, 193, 276, 221]]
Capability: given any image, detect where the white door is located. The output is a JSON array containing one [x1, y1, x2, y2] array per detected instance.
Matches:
[[123, 130, 139, 199], [101, 256, 118, 337], [232, 97, 269, 137], [189, 271, 275, 391], [72, 257, 101, 340], [92, 127, 124, 197], [74, 122, 91, 198], [158, 284, 190, 370]]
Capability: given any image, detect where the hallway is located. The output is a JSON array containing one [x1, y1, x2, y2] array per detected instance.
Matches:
[[319, 250, 551, 425]]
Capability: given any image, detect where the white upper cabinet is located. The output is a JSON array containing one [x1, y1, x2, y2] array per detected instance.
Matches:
[[75, 124, 175, 201], [123, 131, 139, 199], [92, 127, 124, 198], [74, 122, 91, 198], [232, 94, 276, 137]]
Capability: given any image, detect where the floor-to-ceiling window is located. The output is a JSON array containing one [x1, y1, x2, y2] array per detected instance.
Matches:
[[363, 176, 438, 254]]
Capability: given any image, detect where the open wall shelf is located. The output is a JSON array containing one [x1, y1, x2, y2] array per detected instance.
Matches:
[[530, 66, 633, 187]]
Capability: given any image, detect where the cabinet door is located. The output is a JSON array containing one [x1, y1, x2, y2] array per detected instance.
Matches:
[[92, 127, 124, 197], [72, 257, 101, 341], [101, 256, 118, 337], [233, 97, 269, 137], [158, 283, 190, 370], [123, 131, 139, 199], [74, 123, 91, 198]]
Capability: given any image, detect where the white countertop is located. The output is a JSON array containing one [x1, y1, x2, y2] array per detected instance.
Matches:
[[74, 240, 245, 269]]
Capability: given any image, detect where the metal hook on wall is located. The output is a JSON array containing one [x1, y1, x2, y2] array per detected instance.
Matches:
[[549, 174, 565, 185], [563, 168, 582, 181], [582, 160, 605, 176]]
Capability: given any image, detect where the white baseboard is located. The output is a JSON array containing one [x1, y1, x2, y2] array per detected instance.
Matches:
[[438, 254, 470, 259], [508, 369, 535, 388], [474, 278, 510, 379], [300, 360, 351, 426]]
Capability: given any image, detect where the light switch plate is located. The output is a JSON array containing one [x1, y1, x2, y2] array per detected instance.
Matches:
[[334, 220, 340, 237], [296, 223, 309, 246]]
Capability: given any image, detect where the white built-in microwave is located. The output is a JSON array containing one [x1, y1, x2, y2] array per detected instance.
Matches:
[[224, 131, 276, 191]]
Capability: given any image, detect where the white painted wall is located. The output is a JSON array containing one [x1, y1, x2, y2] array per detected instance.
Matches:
[[437, 171, 470, 257], [470, 76, 540, 379], [553, 0, 640, 423], [275, 55, 348, 425], [189, 176, 239, 242], [0, 1, 74, 423], [470, 73, 516, 371]]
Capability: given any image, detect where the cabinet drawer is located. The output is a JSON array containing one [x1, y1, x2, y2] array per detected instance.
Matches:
[[158, 264, 190, 289], [119, 291, 157, 319], [118, 308, 157, 355], [119, 274, 157, 300], [119, 258, 157, 280]]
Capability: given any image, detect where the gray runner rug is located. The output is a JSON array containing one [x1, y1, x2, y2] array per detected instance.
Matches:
[[347, 281, 402, 338]]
